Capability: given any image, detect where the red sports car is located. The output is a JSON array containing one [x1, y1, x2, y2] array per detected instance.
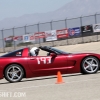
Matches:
[[0, 46, 100, 83]]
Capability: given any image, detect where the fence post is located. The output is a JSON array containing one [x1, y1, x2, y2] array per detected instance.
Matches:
[[95, 13, 98, 41], [24, 25, 27, 35], [50, 20, 53, 30], [37, 23, 41, 46], [65, 18, 68, 45], [80, 16, 83, 43], [50, 20, 54, 46], [24, 25, 29, 47], [12, 28, 16, 50], [1, 29, 5, 52], [95, 13, 97, 24]]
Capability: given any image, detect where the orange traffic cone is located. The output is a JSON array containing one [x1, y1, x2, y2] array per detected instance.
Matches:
[[56, 71, 64, 84]]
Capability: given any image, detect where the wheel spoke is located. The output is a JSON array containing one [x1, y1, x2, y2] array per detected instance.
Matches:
[[15, 70, 20, 73], [85, 61, 91, 65], [15, 74, 19, 78], [84, 65, 90, 70], [12, 67, 15, 72], [92, 64, 98, 67], [11, 75, 15, 80], [7, 72, 13, 74], [91, 59, 94, 64], [90, 66, 93, 72]]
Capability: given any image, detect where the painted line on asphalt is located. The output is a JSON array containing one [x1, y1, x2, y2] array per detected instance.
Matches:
[[0, 90, 8, 92], [2, 77, 99, 91]]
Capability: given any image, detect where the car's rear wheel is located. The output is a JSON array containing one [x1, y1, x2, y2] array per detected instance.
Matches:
[[81, 56, 100, 74], [4, 64, 24, 83]]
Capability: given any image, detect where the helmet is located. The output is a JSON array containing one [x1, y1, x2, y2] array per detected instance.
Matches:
[[30, 47, 40, 56]]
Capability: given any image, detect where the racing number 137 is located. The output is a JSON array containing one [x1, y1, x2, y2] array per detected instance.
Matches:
[[36, 57, 51, 64]]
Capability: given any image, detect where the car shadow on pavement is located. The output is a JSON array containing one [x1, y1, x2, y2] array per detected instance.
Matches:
[[0, 81, 10, 85], [19, 72, 100, 83], [0, 74, 82, 85], [21, 73, 83, 82], [0, 72, 100, 84]]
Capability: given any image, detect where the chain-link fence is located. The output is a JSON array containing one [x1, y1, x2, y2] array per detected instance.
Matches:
[[0, 13, 100, 53]]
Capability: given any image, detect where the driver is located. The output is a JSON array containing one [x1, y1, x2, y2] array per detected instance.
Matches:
[[30, 47, 40, 56]]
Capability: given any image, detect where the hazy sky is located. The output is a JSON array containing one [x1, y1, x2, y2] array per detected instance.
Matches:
[[0, 0, 73, 21]]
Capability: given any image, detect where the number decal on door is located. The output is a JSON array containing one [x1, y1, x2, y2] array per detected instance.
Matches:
[[36, 57, 51, 64]]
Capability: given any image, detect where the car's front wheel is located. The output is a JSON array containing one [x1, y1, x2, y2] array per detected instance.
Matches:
[[81, 56, 100, 74], [4, 64, 24, 83]]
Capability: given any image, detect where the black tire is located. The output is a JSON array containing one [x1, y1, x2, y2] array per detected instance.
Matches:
[[81, 56, 100, 74], [4, 64, 24, 83]]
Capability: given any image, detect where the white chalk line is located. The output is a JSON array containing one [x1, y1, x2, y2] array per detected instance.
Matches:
[[1, 77, 99, 92]]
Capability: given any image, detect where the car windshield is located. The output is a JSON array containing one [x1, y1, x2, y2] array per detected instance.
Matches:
[[50, 47, 69, 54]]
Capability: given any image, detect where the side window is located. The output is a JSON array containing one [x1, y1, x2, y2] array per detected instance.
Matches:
[[1, 49, 23, 57], [12, 50, 23, 57], [16, 51, 23, 56]]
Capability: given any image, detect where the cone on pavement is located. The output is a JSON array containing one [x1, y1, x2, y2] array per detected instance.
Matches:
[[56, 71, 64, 84]]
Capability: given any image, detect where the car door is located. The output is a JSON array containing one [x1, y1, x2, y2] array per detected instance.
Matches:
[[28, 56, 52, 76], [28, 55, 68, 76], [49, 55, 69, 75]]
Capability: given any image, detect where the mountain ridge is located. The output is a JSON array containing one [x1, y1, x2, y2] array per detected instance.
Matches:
[[0, 0, 100, 30]]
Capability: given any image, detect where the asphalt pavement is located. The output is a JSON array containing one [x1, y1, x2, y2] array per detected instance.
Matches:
[[0, 41, 100, 100], [0, 72, 100, 100]]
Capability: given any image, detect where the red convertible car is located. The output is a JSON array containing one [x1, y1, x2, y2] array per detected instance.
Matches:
[[0, 46, 100, 83]]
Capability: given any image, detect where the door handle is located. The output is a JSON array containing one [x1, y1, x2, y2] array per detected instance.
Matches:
[[30, 58, 35, 60]]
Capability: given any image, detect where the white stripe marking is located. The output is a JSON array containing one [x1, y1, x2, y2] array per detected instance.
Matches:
[[1, 77, 99, 91]]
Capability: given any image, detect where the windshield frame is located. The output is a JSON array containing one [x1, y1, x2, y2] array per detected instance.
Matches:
[[50, 47, 69, 54]]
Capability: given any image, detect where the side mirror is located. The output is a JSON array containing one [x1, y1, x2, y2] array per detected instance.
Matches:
[[50, 53, 57, 57]]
